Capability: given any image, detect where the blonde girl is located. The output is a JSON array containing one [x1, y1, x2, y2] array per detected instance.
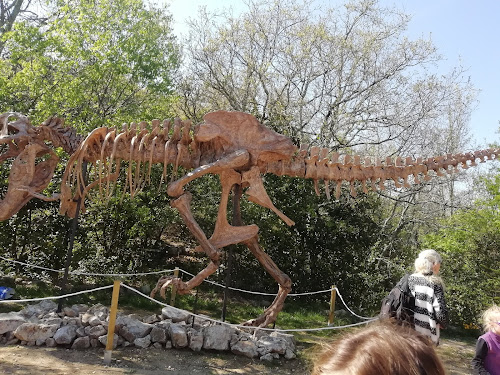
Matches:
[[472, 305, 500, 375]]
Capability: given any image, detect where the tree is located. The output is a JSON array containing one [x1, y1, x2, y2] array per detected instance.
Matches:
[[0, 0, 181, 285], [179, 0, 474, 156], [1, 0, 180, 131], [0, 0, 46, 55], [424, 173, 500, 326], [177, 0, 479, 307]]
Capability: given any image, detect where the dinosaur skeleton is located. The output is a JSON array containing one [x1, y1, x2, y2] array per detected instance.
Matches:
[[1, 111, 498, 326]]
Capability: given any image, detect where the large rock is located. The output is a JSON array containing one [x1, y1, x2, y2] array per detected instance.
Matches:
[[98, 333, 119, 349], [187, 328, 203, 352], [0, 312, 27, 334], [81, 313, 93, 326], [115, 316, 152, 342], [20, 301, 57, 318], [134, 334, 151, 348], [87, 316, 102, 327], [270, 331, 296, 347], [231, 339, 259, 358], [85, 325, 107, 339], [88, 304, 108, 321], [14, 323, 59, 342], [71, 336, 90, 349], [71, 304, 89, 314], [45, 337, 57, 347], [53, 325, 78, 345], [161, 306, 189, 323], [62, 307, 78, 317], [168, 324, 188, 348], [257, 335, 287, 356], [98, 333, 125, 348], [150, 326, 167, 344], [44, 317, 63, 327], [203, 325, 233, 351]]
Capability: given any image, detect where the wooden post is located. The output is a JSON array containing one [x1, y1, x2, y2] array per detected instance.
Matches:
[[328, 285, 336, 325], [170, 267, 179, 306], [104, 280, 121, 364]]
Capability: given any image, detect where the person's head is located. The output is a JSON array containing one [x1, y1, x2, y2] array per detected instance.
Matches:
[[312, 320, 445, 375], [414, 249, 442, 276], [481, 305, 500, 335]]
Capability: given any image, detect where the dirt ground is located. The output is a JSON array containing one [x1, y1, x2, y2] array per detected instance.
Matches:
[[0, 345, 310, 375], [0, 337, 476, 375], [436, 338, 477, 375]]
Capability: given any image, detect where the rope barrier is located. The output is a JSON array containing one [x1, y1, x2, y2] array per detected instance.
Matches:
[[0, 255, 175, 277], [0, 257, 376, 321], [69, 270, 176, 277], [121, 283, 377, 332], [333, 287, 374, 321], [0, 284, 114, 303], [0, 255, 65, 274], [180, 269, 333, 297], [180, 269, 375, 320]]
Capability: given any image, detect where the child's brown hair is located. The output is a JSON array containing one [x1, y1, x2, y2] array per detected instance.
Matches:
[[312, 320, 445, 375]]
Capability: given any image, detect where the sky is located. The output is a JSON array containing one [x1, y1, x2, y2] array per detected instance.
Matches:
[[167, 0, 500, 148]]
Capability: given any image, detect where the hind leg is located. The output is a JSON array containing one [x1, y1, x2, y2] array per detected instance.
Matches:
[[241, 235, 292, 327], [230, 184, 291, 327]]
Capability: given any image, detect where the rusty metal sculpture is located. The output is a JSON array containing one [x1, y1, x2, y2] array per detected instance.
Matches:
[[1, 111, 498, 326]]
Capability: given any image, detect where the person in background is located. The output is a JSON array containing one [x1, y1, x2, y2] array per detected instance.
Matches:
[[408, 249, 448, 345], [472, 304, 500, 375], [311, 320, 446, 375]]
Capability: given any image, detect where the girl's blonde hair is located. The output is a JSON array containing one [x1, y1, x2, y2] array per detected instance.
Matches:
[[414, 249, 443, 285], [312, 320, 445, 375], [482, 305, 500, 332]]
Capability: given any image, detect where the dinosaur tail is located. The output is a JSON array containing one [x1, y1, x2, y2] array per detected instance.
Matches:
[[263, 146, 500, 199]]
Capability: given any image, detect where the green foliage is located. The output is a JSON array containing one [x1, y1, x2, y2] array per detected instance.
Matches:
[[424, 173, 500, 326], [1, 0, 180, 130], [0, 0, 182, 286]]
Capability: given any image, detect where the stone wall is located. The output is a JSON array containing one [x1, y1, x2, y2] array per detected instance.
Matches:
[[0, 301, 297, 361]]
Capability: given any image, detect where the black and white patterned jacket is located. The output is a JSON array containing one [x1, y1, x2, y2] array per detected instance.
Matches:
[[408, 273, 448, 344]]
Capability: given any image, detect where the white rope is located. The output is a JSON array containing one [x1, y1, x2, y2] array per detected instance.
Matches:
[[0, 284, 114, 303], [69, 269, 176, 277], [334, 287, 374, 320], [179, 269, 332, 297], [0, 258, 375, 321], [179, 269, 375, 320], [0, 255, 65, 274], [121, 283, 377, 332], [0, 255, 175, 277]]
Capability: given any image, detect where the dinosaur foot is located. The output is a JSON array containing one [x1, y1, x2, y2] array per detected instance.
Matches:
[[150, 276, 191, 300], [242, 302, 283, 328], [242, 288, 288, 328]]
